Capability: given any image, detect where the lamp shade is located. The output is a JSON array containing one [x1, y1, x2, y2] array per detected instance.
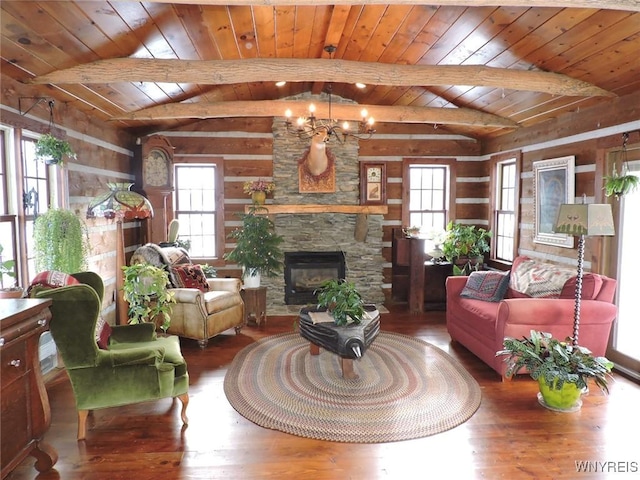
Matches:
[[553, 203, 615, 237], [86, 182, 153, 220]]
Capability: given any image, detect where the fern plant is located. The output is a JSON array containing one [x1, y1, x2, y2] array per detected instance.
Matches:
[[603, 165, 639, 199], [33, 208, 89, 273]]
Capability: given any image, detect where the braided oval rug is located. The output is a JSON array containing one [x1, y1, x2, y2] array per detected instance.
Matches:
[[223, 331, 481, 443]]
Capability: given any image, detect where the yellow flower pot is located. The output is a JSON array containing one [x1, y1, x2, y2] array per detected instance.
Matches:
[[537, 377, 582, 412], [251, 191, 266, 205]]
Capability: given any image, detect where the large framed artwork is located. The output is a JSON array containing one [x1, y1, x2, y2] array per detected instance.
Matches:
[[533, 155, 575, 248]]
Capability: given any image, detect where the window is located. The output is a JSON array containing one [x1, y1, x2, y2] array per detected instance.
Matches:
[[490, 154, 520, 263], [402, 159, 455, 233], [0, 127, 59, 286], [173, 162, 224, 261]]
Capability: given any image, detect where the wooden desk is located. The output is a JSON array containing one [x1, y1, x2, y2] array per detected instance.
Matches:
[[1, 299, 57, 478], [241, 287, 267, 326]]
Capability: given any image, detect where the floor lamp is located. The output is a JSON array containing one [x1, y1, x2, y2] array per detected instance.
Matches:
[[553, 201, 615, 346], [87, 183, 154, 325]]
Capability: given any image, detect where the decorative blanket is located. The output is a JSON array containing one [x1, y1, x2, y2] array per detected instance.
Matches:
[[130, 243, 191, 287], [510, 258, 575, 298]]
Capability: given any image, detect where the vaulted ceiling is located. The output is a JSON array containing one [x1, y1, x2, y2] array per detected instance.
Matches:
[[2, 1, 639, 140]]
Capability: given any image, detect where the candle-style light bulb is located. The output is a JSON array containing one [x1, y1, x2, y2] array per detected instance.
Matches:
[[285, 109, 292, 118], [342, 121, 350, 131], [309, 104, 316, 114], [360, 108, 368, 120]]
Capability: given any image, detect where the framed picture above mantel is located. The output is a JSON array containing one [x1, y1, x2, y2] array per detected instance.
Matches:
[[360, 162, 387, 205]]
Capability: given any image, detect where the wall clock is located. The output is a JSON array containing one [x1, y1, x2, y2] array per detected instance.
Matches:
[[144, 148, 171, 188], [360, 162, 387, 205], [141, 135, 174, 192]]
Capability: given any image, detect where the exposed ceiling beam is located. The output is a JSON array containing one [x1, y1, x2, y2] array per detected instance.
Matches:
[[124, 0, 640, 13], [110, 100, 520, 129], [27, 58, 614, 98]]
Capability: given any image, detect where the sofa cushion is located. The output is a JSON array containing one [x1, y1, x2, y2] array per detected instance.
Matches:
[[559, 273, 604, 300], [460, 271, 510, 302], [171, 264, 210, 292], [203, 290, 243, 315], [510, 257, 575, 298], [450, 297, 500, 338], [27, 270, 81, 297]]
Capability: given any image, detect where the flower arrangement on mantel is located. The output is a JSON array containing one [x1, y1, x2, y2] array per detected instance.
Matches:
[[244, 179, 275, 205], [243, 179, 275, 195]]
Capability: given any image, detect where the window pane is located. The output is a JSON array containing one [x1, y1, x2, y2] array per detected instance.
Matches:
[[174, 164, 217, 258], [407, 165, 448, 233]]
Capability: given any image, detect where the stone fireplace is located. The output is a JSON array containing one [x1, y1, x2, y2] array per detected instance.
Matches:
[[260, 93, 386, 311]]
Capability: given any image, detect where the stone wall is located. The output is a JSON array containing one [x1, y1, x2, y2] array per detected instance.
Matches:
[[261, 92, 386, 309]]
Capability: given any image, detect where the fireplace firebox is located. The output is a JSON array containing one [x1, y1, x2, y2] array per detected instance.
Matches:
[[284, 251, 346, 305]]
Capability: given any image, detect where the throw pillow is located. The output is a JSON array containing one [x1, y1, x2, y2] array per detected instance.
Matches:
[[94, 316, 112, 350], [171, 264, 210, 292], [27, 270, 81, 297], [460, 271, 510, 302], [510, 258, 575, 298], [559, 273, 604, 300]]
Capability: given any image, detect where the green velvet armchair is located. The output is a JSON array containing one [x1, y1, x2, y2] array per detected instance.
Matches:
[[35, 272, 189, 440]]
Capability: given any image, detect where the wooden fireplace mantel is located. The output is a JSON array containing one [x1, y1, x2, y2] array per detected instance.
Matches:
[[244, 204, 388, 215]]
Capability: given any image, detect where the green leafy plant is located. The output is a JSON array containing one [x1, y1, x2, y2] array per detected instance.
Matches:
[[224, 207, 284, 278], [497, 330, 614, 393], [315, 279, 365, 326], [35, 133, 76, 165], [33, 208, 90, 273], [603, 166, 639, 199], [441, 222, 491, 274], [199, 264, 217, 278], [122, 263, 176, 331], [0, 244, 17, 289]]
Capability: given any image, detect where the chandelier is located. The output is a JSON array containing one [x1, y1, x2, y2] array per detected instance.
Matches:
[[283, 46, 375, 143]]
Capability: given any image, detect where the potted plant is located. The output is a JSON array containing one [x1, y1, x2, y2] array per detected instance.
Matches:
[[497, 330, 614, 412], [315, 279, 365, 326], [33, 208, 90, 273], [122, 263, 176, 331], [224, 207, 284, 287], [0, 244, 23, 299], [35, 133, 76, 165], [441, 222, 491, 275], [603, 165, 639, 199], [243, 179, 275, 205], [199, 264, 217, 279]]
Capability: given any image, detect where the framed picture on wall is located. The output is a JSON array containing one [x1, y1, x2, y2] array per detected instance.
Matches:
[[360, 162, 386, 205], [533, 155, 575, 248]]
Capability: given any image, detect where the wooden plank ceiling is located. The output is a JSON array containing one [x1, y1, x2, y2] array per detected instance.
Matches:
[[1, 1, 639, 139]]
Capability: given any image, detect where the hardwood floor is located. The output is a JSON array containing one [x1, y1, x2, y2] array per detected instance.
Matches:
[[8, 307, 640, 480]]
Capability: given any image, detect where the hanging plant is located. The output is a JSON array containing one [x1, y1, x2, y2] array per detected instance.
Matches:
[[603, 165, 639, 199], [604, 132, 639, 199], [33, 208, 90, 273], [35, 133, 76, 165]]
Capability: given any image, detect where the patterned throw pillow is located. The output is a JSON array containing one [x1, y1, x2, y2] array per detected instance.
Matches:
[[460, 271, 510, 302], [94, 316, 112, 350], [27, 270, 80, 297], [510, 258, 575, 298], [170, 264, 210, 292]]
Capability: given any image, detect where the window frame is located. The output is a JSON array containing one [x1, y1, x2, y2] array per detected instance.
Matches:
[[402, 157, 457, 230], [488, 151, 521, 269], [171, 157, 225, 265]]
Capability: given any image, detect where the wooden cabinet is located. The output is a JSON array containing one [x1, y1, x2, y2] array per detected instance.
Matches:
[[391, 229, 452, 312], [1, 299, 57, 478]]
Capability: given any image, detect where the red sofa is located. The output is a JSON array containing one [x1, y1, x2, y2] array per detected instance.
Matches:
[[445, 256, 617, 378]]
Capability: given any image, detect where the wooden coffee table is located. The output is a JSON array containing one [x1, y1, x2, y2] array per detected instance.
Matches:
[[298, 305, 380, 379]]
